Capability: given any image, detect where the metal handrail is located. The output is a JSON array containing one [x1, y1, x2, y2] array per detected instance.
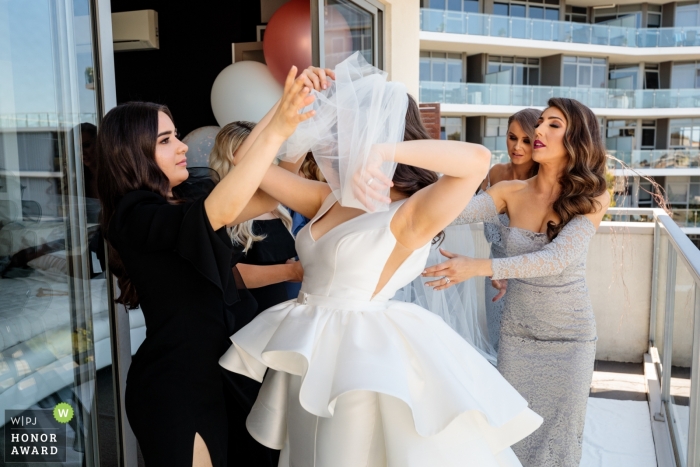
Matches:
[[420, 8, 700, 48], [608, 206, 700, 466]]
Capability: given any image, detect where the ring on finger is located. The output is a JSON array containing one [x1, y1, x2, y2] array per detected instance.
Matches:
[[443, 276, 451, 284], [367, 178, 375, 187]]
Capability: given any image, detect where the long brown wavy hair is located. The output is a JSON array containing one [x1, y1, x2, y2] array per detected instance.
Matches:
[[394, 94, 444, 243], [544, 98, 607, 240], [96, 102, 174, 309], [508, 108, 540, 179]]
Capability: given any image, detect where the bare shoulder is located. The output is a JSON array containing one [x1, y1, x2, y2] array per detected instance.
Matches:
[[595, 189, 611, 209], [583, 190, 611, 228], [485, 178, 528, 212], [488, 163, 509, 185], [488, 178, 528, 196]]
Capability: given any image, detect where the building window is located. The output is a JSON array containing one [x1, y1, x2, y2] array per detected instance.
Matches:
[[493, 0, 559, 20], [644, 64, 660, 90], [441, 117, 463, 140], [670, 118, 700, 149], [647, 5, 662, 28], [420, 51, 464, 82], [486, 56, 540, 85], [671, 61, 700, 89], [608, 65, 639, 90], [565, 5, 587, 23], [606, 120, 637, 151], [592, 4, 642, 28], [563, 56, 606, 88], [321, 0, 383, 68], [676, 1, 700, 28], [483, 117, 510, 151], [642, 121, 656, 149], [423, 0, 480, 13]]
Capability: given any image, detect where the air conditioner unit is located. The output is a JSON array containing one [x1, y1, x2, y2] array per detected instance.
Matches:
[[112, 10, 159, 51]]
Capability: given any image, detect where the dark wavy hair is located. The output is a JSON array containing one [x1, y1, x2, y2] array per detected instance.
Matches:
[[508, 108, 541, 178], [96, 102, 174, 308], [544, 98, 607, 240], [394, 94, 443, 243]]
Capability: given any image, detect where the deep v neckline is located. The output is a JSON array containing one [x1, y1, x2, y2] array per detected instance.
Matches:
[[308, 195, 368, 243]]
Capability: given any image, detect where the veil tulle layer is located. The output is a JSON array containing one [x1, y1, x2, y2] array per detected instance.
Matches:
[[278, 52, 408, 212]]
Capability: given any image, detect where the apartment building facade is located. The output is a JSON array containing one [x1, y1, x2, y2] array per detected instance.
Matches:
[[416, 0, 700, 241]]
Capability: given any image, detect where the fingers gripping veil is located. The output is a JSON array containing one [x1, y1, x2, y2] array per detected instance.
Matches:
[[277, 52, 409, 212]]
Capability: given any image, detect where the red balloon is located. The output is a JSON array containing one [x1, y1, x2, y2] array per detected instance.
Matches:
[[263, 0, 312, 85]]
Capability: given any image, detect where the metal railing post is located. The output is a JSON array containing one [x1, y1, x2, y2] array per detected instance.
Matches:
[[686, 284, 700, 466], [650, 218, 661, 346], [662, 242, 677, 403]]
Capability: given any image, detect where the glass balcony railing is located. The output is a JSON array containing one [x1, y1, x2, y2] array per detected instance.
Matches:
[[420, 81, 700, 109], [421, 8, 700, 48], [0, 112, 98, 129], [606, 149, 700, 170]]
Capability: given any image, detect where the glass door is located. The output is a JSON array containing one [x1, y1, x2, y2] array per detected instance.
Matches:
[[313, 0, 385, 69], [0, 0, 113, 464]]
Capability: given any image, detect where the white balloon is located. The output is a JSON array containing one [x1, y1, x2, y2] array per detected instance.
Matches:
[[183, 126, 220, 167], [211, 61, 283, 126]]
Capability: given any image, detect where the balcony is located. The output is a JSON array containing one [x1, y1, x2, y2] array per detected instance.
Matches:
[[602, 149, 700, 177], [421, 8, 700, 48], [420, 9, 700, 63], [420, 81, 700, 118], [466, 207, 700, 465]]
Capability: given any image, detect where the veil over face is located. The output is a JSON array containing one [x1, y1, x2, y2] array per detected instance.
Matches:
[[277, 52, 409, 212]]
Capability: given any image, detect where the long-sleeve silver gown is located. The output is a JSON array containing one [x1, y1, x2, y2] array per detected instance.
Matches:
[[453, 192, 598, 467]]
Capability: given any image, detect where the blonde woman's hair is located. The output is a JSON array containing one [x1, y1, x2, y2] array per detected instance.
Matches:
[[209, 121, 292, 252]]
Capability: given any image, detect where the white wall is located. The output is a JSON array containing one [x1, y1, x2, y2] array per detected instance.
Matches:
[[469, 222, 663, 363], [587, 224, 654, 363], [379, 0, 421, 98]]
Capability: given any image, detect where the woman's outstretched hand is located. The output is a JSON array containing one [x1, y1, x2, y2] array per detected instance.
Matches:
[[266, 66, 317, 141], [422, 248, 493, 291], [299, 66, 336, 91]]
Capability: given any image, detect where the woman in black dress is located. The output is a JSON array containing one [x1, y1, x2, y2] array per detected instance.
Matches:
[[95, 68, 314, 467]]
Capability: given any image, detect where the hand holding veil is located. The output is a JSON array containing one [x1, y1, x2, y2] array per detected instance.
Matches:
[[277, 52, 408, 212]]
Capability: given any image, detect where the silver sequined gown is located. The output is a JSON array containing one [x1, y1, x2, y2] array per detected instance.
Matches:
[[453, 192, 598, 467], [483, 207, 509, 353]]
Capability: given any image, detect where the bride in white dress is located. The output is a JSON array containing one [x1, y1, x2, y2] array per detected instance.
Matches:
[[220, 55, 542, 466]]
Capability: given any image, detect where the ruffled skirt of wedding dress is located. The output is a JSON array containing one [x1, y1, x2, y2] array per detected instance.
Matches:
[[219, 294, 543, 466]]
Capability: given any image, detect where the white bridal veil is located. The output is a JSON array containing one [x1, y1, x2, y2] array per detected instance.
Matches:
[[394, 224, 498, 365], [280, 52, 497, 363], [277, 52, 408, 212]]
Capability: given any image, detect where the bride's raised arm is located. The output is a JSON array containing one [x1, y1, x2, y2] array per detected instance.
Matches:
[[389, 140, 491, 249], [230, 67, 337, 220]]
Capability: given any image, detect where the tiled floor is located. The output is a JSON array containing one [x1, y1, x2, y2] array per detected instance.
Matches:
[[583, 361, 658, 466], [590, 360, 647, 402]]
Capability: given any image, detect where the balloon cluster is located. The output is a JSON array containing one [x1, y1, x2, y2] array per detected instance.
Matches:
[[210, 0, 353, 127]]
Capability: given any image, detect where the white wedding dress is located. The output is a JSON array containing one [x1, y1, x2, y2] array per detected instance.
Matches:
[[220, 192, 542, 467]]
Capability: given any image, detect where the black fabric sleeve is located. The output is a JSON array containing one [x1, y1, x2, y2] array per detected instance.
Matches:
[[113, 190, 239, 305], [176, 196, 239, 305], [112, 191, 189, 252]]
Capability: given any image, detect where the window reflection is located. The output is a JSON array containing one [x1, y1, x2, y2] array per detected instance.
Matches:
[[0, 0, 142, 464], [324, 0, 374, 68]]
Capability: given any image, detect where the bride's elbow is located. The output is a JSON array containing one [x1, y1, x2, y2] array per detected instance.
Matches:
[[472, 145, 491, 176]]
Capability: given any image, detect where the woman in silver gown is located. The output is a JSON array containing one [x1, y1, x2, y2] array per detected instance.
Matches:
[[423, 98, 610, 466], [479, 108, 540, 352]]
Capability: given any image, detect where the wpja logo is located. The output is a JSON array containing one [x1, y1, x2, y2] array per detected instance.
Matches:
[[4, 403, 73, 463]]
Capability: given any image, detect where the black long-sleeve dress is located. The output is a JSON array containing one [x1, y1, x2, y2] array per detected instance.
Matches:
[[110, 190, 251, 466]]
